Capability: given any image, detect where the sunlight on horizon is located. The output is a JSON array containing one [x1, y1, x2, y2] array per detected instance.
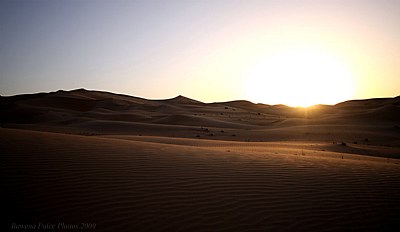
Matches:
[[244, 48, 354, 107], [0, 0, 399, 104]]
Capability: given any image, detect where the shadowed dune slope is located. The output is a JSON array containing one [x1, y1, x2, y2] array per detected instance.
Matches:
[[2, 128, 400, 231]]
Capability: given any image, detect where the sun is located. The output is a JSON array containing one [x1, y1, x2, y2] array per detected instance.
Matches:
[[244, 49, 354, 107]]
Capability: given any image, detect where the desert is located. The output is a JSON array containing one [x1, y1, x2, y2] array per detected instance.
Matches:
[[3, 0, 400, 231], [2, 89, 400, 231]]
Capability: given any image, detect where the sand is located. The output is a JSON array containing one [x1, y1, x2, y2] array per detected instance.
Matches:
[[1, 89, 400, 231]]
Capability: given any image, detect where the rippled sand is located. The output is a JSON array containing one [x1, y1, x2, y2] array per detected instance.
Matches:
[[2, 128, 400, 231]]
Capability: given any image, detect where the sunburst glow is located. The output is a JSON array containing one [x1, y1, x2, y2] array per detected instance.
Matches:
[[245, 49, 354, 107]]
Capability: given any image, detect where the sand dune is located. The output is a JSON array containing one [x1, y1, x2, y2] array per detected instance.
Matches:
[[2, 128, 400, 231], [1, 89, 400, 231]]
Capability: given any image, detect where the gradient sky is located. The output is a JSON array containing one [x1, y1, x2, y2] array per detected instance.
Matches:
[[1, 0, 399, 105]]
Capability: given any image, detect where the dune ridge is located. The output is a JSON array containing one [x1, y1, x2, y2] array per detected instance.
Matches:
[[1, 88, 399, 155]]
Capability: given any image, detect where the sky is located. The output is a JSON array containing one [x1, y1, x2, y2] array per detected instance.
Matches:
[[1, 0, 399, 106]]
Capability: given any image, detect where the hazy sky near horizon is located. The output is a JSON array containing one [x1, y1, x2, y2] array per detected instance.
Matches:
[[1, 0, 399, 106]]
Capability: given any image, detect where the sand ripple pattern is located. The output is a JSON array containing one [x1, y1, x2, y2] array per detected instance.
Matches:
[[2, 129, 400, 231]]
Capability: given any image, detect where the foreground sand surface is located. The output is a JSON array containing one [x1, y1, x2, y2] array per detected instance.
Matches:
[[2, 128, 400, 231], [1, 89, 400, 231]]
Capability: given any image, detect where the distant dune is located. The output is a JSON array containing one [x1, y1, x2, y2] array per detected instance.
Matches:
[[1, 88, 399, 151], [1, 89, 400, 231]]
